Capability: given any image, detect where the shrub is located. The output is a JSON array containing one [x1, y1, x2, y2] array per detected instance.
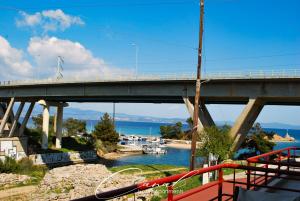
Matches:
[[18, 157, 34, 173], [240, 123, 275, 158], [0, 156, 20, 173]]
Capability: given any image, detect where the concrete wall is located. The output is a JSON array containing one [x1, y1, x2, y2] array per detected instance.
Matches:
[[29, 150, 97, 165], [0, 137, 28, 160]]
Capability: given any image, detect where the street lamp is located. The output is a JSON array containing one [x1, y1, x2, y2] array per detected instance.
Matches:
[[131, 43, 139, 79]]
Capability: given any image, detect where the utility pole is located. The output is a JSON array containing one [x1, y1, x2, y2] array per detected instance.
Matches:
[[113, 102, 116, 126], [190, 0, 204, 171]]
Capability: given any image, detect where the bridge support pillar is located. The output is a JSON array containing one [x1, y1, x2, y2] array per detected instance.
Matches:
[[230, 98, 264, 152], [183, 97, 214, 132], [0, 98, 15, 135], [19, 102, 35, 136], [55, 104, 64, 149], [38, 101, 50, 150], [9, 102, 25, 137], [199, 101, 215, 127]]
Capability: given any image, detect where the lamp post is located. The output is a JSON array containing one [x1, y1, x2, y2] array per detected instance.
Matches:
[[131, 43, 139, 79]]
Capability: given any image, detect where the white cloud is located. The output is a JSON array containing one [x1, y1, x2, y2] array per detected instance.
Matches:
[[16, 9, 84, 32], [27, 36, 132, 79], [16, 11, 42, 27], [0, 36, 32, 80], [0, 35, 131, 80]]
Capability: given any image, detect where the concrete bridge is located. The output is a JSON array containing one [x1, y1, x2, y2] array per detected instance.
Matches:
[[1, 71, 300, 152]]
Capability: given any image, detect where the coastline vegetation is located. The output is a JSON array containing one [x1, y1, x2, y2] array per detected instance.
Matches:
[[92, 113, 119, 153], [0, 157, 47, 189], [197, 125, 233, 162], [160, 120, 276, 162], [239, 123, 275, 158]]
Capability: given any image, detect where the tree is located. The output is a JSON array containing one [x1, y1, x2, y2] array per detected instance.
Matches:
[[197, 125, 232, 162], [63, 118, 86, 136], [186, 117, 193, 130], [160, 122, 184, 139], [92, 113, 119, 147], [32, 114, 55, 135], [240, 123, 275, 156]]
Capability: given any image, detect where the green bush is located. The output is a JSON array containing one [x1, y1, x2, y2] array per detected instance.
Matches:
[[197, 125, 233, 162], [160, 122, 185, 139], [0, 156, 19, 173]]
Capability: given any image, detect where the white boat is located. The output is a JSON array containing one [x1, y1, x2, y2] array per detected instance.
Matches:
[[142, 142, 167, 154]]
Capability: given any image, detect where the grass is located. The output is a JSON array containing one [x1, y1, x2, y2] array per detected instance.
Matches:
[[0, 157, 47, 190], [110, 164, 201, 201], [109, 164, 187, 178]]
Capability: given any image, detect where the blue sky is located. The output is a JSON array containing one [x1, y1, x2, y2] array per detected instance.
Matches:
[[0, 0, 300, 125]]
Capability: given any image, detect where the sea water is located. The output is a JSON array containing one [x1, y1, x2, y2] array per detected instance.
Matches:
[[88, 121, 299, 167]]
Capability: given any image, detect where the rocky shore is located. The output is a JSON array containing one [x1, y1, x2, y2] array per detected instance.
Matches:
[[265, 134, 295, 142]]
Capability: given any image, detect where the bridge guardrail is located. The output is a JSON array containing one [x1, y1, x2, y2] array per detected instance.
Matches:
[[1, 69, 300, 86]]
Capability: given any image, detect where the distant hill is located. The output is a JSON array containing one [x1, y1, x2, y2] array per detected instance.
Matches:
[[24, 106, 300, 129], [29, 106, 187, 124]]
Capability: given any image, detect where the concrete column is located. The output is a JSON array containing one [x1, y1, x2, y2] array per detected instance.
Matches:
[[183, 97, 214, 131], [55, 104, 63, 149], [19, 102, 35, 136], [199, 101, 215, 127], [183, 97, 204, 132], [230, 98, 264, 152], [53, 114, 57, 134], [42, 104, 50, 150], [0, 98, 15, 134], [9, 102, 25, 137]]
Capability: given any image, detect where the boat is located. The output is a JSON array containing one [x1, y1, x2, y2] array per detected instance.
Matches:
[[142, 141, 167, 154]]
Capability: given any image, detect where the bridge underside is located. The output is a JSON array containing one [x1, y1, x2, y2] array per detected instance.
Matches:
[[1, 78, 300, 151], [2, 96, 300, 105]]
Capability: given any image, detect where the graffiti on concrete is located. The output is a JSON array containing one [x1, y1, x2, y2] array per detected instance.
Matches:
[[30, 150, 97, 165], [0, 141, 17, 159]]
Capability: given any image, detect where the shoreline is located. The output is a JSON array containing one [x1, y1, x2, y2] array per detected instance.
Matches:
[[271, 140, 296, 143], [103, 151, 143, 160], [165, 143, 191, 149]]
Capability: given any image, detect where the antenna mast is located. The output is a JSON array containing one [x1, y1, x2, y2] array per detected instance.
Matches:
[[56, 56, 64, 80]]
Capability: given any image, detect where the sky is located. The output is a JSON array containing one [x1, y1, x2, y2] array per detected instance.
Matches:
[[0, 0, 300, 125]]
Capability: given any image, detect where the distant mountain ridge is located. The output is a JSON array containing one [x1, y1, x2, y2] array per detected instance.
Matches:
[[27, 106, 300, 129], [29, 106, 187, 124]]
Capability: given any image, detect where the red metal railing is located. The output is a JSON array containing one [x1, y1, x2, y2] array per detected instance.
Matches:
[[72, 147, 300, 201], [246, 146, 299, 189]]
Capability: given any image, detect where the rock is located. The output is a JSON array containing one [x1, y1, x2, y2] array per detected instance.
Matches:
[[30, 164, 153, 201], [0, 173, 31, 187], [270, 134, 295, 142]]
